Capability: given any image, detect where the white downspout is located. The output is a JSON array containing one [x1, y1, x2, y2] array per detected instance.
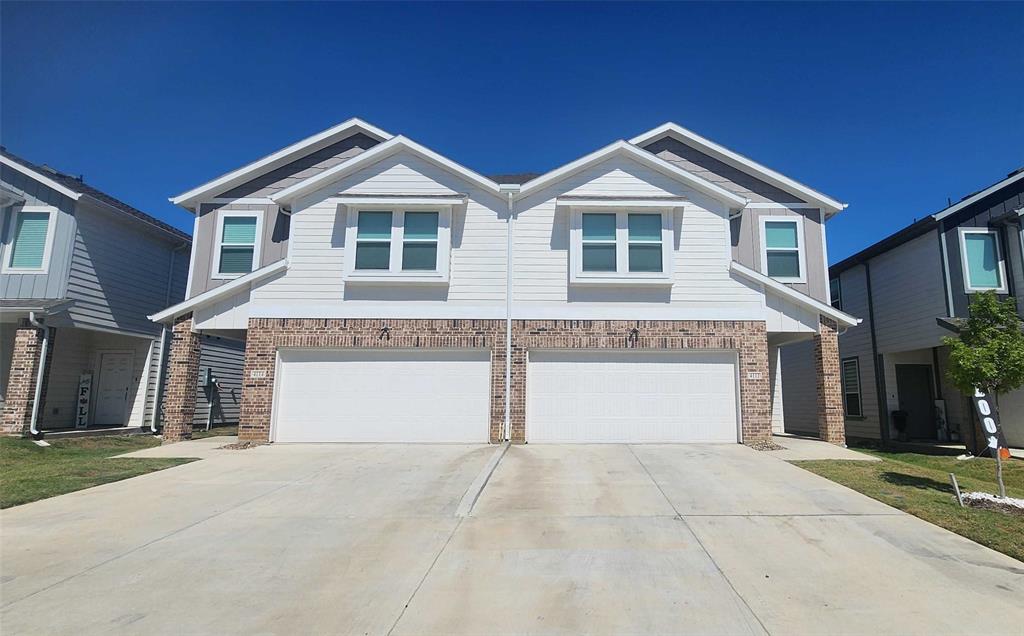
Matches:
[[500, 185, 520, 442], [27, 311, 49, 440]]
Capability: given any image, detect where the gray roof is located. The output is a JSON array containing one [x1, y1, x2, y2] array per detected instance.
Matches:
[[1, 147, 191, 243], [487, 172, 542, 185]]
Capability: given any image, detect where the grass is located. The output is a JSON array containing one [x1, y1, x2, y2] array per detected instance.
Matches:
[[793, 449, 1024, 562], [190, 424, 238, 439], [0, 435, 195, 509]]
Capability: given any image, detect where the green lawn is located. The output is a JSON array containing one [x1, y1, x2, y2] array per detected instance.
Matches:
[[793, 449, 1024, 562], [190, 424, 238, 439], [0, 435, 195, 509]]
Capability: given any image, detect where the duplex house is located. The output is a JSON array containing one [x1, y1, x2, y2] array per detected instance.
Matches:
[[0, 149, 242, 437], [781, 168, 1024, 448], [152, 119, 857, 446]]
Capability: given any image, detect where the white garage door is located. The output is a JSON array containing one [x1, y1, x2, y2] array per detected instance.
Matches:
[[527, 350, 739, 443], [273, 349, 490, 443]]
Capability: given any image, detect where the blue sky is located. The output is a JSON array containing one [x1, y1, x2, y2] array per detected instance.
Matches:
[[2, 2, 1021, 262]]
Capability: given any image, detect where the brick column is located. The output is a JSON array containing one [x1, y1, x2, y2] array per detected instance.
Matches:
[[161, 314, 201, 443], [814, 316, 846, 445], [0, 324, 47, 435], [238, 319, 272, 444]]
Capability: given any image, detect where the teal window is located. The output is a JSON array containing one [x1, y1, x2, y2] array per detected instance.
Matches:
[[355, 211, 393, 270], [402, 211, 438, 271], [962, 231, 1003, 290], [763, 219, 802, 279], [8, 210, 50, 270], [842, 358, 862, 417], [217, 216, 258, 275], [627, 214, 662, 272], [581, 213, 616, 272]]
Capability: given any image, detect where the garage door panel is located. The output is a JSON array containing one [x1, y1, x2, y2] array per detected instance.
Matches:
[[527, 350, 738, 443], [274, 349, 490, 443]]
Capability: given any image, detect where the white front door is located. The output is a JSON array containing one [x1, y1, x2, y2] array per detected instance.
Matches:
[[94, 352, 133, 426], [527, 350, 740, 443], [273, 349, 491, 443]]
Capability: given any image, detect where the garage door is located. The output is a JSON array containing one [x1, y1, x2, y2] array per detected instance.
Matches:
[[273, 349, 490, 443], [527, 350, 739, 443]]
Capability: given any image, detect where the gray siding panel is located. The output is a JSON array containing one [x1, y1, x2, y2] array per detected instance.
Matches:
[[780, 339, 817, 434], [870, 231, 948, 353], [189, 203, 288, 296], [834, 265, 881, 439], [731, 207, 828, 302], [193, 335, 245, 428]]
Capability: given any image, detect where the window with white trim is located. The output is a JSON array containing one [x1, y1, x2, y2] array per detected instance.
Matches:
[[842, 357, 862, 418], [345, 208, 451, 282], [830, 276, 842, 310], [759, 217, 806, 283], [3, 206, 56, 273], [959, 228, 1006, 292], [571, 209, 672, 284], [213, 212, 261, 278]]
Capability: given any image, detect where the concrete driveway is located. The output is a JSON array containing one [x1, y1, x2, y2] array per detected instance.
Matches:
[[1, 442, 1022, 635]]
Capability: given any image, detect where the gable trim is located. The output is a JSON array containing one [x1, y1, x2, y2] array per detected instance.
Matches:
[[931, 169, 1024, 222], [630, 122, 846, 215], [730, 261, 860, 328], [0, 155, 83, 201], [170, 118, 392, 209], [150, 258, 287, 324]]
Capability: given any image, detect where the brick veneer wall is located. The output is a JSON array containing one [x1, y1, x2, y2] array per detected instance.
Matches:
[[239, 318, 772, 445], [0, 324, 48, 435], [814, 316, 846, 445], [162, 314, 202, 443]]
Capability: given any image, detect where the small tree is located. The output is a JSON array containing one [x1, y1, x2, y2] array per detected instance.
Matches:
[[942, 291, 1024, 497]]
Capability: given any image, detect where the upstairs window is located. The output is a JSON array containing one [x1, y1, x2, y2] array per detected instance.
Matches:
[[830, 276, 842, 310], [760, 217, 806, 283], [842, 358, 862, 418], [214, 213, 261, 278], [572, 209, 671, 284], [5, 207, 54, 272], [345, 207, 451, 282], [355, 211, 392, 270], [402, 212, 439, 271], [959, 228, 1006, 292]]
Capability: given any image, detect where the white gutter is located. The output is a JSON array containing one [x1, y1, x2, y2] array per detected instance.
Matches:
[[26, 312, 50, 440], [500, 184, 520, 442]]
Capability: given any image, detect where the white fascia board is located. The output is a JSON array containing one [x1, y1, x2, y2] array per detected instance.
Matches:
[[331, 195, 467, 206], [517, 140, 748, 210], [932, 170, 1024, 222], [730, 261, 860, 328], [0, 156, 83, 201], [270, 135, 502, 206], [555, 196, 688, 208], [169, 118, 393, 209], [149, 258, 287, 324], [630, 123, 847, 216]]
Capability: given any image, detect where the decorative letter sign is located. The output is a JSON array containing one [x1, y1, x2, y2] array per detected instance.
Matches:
[[76, 373, 93, 429], [972, 388, 1009, 459]]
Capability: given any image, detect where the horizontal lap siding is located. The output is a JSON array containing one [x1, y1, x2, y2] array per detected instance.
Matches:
[[780, 339, 817, 434], [870, 231, 947, 353], [835, 266, 880, 439], [193, 335, 245, 428]]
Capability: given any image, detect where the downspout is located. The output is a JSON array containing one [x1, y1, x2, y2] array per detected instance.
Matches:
[[27, 311, 50, 440], [863, 262, 889, 444], [501, 186, 519, 442]]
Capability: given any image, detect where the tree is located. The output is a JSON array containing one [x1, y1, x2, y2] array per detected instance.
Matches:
[[942, 291, 1024, 498]]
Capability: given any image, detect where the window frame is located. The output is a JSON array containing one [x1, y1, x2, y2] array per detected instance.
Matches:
[[759, 216, 807, 284], [2, 205, 58, 274], [569, 207, 673, 285], [841, 357, 863, 418], [343, 206, 452, 283], [958, 227, 1007, 293], [830, 275, 842, 310], [212, 210, 263, 280]]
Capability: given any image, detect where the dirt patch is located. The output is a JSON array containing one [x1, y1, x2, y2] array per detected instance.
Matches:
[[746, 439, 787, 451], [962, 492, 1024, 517]]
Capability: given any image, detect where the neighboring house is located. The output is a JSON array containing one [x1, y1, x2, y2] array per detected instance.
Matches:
[[0, 148, 242, 437], [781, 168, 1024, 448], [151, 118, 858, 446]]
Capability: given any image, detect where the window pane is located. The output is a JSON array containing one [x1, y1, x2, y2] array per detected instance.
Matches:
[[355, 242, 390, 269], [218, 246, 254, 274], [9, 211, 49, 269], [764, 221, 798, 249], [628, 244, 662, 272], [582, 213, 616, 241], [628, 214, 661, 241], [357, 211, 392, 239], [404, 212, 438, 240], [964, 233, 1001, 288], [222, 216, 257, 245], [582, 244, 616, 271], [766, 251, 801, 278], [830, 277, 842, 309], [402, 242, 437, 270], [845, 393, 862, 417]]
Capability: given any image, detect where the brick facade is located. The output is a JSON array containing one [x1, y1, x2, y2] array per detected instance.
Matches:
[[0, 324, 51, 436], [236, 318, 772, 445], [161, 314, 202, 443], [813, 316, 846, 445]]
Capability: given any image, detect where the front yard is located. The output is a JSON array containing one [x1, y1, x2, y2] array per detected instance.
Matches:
[[0, 435, 194, 509], [794, 449, 1024, 562]]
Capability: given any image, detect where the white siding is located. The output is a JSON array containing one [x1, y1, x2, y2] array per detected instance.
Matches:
[[871, 231, 948, 353]]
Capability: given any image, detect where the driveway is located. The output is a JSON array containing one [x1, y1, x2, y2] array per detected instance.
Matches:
[[1, 442, 1021, 635]]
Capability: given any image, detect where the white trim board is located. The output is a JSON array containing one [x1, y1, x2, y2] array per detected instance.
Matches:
[[1, 205, 60, 274], [211, 209, 264, 280], [932, 170, 1024, 222], [149, 258, 287, 323], [758, 215, 808, 284], [730, 261, 860, 328], [957, 227, 1009, 293], [0, 156, 83, 201]]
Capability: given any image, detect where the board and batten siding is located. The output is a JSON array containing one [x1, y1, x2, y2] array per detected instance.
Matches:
[[190, 203, 289, 296], [250, 151, 508, 315], [64, 199, 188, 337], [0, 164, 77, 299], [193, 335, 245, 428], [731, 207, 828, 302]]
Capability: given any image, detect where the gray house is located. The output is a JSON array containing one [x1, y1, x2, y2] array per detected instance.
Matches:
[[782, 167, 1024, 448], [0, 148, 243, 437]]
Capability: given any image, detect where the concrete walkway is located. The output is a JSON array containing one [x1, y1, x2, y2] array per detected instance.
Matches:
[[1, 443, 1021, 635], [767, 433, 881, 461], [113, 436, 239, 459]]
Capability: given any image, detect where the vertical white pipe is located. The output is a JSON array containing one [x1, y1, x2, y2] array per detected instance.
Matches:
[[27, 312, 49, 439]]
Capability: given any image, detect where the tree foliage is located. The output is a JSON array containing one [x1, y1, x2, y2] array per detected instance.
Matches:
[[942, 291, 1024, 395]]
